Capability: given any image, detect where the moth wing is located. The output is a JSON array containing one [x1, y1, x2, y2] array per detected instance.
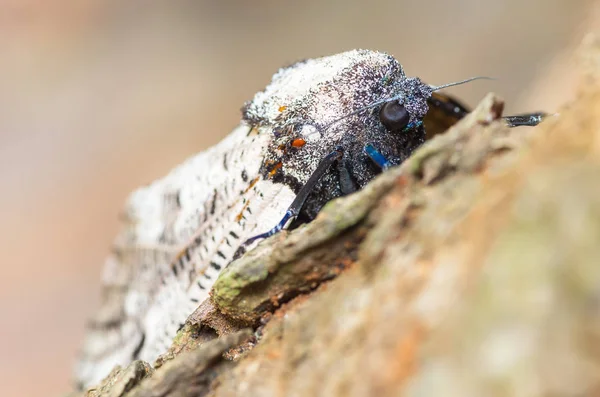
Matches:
[[76, 123, 296, 387]]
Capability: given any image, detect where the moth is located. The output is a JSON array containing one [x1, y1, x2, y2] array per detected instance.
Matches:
[[75, 49, 544, 387]]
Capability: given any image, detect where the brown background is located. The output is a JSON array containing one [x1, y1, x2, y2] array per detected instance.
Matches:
[[0, 1, 597, 396]]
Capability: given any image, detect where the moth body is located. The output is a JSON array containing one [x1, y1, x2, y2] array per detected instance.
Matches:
[[76, 49, 466, 387]]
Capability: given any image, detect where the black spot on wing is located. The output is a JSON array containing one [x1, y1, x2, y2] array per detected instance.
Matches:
[[233, 245, 247, 260], [131, 332, 146, 360], [87, 318, 122, 330], [223, 152, 229, 171], [210, 189, 218, 215], [266, 167, 302, 194], [164, 190, 181, 211]]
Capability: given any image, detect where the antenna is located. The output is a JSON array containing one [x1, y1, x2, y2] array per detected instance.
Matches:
[[430, 76, 494, 91], [320, 76, 495, 132]]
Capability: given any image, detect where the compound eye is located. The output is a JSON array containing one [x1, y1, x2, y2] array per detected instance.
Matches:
[[379, 101, 410, 131]]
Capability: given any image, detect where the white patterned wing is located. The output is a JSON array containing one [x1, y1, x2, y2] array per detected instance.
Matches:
[[75, 123, 295, 387]]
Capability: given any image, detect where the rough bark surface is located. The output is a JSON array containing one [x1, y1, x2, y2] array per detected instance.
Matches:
[[73, 34, 600, 397]]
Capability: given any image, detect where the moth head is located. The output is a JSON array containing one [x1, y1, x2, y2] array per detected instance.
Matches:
[[325, 75, 493, 134], [243, 50, 493, 193]]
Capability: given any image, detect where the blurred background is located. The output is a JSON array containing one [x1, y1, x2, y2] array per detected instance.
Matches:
[[0, 1, 598, 396]]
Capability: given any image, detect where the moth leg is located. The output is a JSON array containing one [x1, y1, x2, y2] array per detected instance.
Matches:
[[364, 144, 392, 170], [243, 147, 344, 246], [427, 92, 547, 131], [431, 95, 548, 128], [338, 159, 358, 195], [503, 112, 547, 127]]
